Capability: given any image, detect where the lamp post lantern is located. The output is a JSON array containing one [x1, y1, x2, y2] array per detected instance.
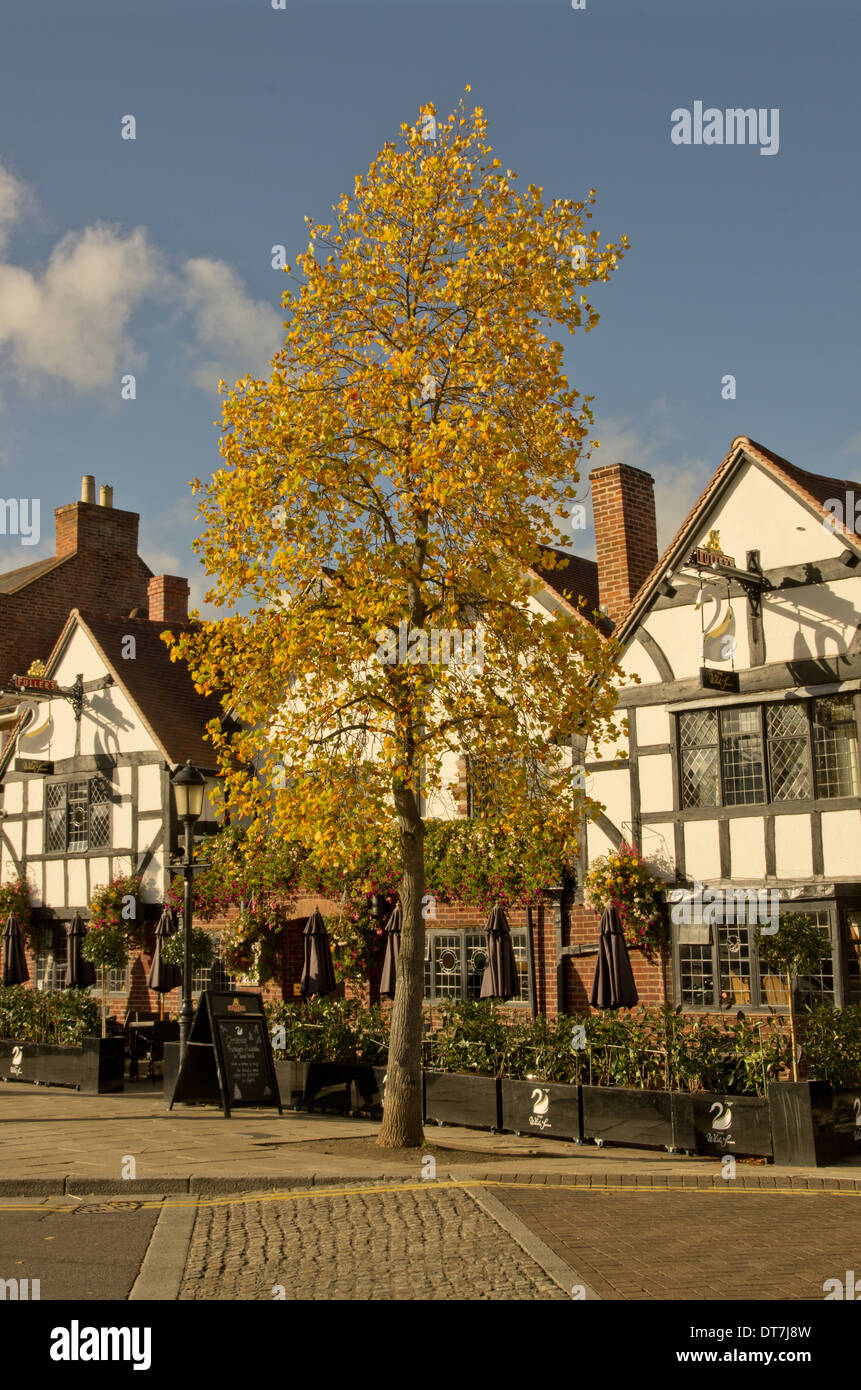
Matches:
[[171, 760, 207, 1059]]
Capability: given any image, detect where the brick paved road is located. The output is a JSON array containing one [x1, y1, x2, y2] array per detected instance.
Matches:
[[490, 1184, 861, 1300], [179, 1186, 568, 1301]]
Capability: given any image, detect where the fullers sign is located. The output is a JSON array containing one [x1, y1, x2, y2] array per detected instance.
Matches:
[[12, 675, 59, 692]]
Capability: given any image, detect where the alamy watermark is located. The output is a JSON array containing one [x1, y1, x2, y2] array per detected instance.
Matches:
[[668, 881, 779, 934], [823, 490, 861, 537], [671, 103, 779, 156], [0, 498, 40, 546], [376, 620, 484, 669]]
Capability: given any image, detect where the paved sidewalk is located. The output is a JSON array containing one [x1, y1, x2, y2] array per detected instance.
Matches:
[[1, 1080, 860, 1194]]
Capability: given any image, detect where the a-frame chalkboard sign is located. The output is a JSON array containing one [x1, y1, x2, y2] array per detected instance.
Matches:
[[168, 991, 282, 1118]]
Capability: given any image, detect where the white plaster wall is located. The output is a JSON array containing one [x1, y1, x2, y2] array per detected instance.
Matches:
[[140, 850, 165, 903], [44, 860, 64, 905], [821, 809, 861, 877], [683, 820, 722, 879], [635, 705, 671, 746], [620, 639, 662, 686], [5, 784, 23, 815], [88, 858, 112, 894], [137, 765, 162, 813], [761, 580, 858, 666], [67, 859, 87, 909], [729, 817, 766, 880], [590, 768, 631, 835], [28, 780, 44, 813], [639, 823, 676, 880], [702, 461, 848, 570], [25, 817, 42, 858], [586, 817, 618, 861], [5, 819, 23, 858], [774, 815, 813, 879], [638, 754, 674, 814], [114, 795, 132, 849]]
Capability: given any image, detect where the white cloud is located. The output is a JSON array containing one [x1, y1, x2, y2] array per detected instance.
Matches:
[[181, 257, 283, 394], [589, 412, 713, 550], [0, 162, 33, 255], [0, 158, 283, 399], [0, 220, 160, 392]]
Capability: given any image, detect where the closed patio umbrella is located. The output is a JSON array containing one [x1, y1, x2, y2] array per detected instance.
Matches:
[[589, 904, 639, 1009], [2, 913, 29, 986], [64, 912, 97, 990], [299, 907, 337, 999], [479, 904, 520, 1001], [379, 901, 402, 1000], [146, 904, 183, 1013]]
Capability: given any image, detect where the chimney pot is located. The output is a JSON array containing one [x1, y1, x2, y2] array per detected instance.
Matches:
[[81, 475, 95, 504], [99, 485, 113, 508]]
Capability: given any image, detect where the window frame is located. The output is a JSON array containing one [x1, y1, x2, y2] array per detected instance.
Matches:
[[423, 926, 532, 1007], [44, 775, 113, 856], [677, 694, 861, 810], [671, 899, 843, 1012]]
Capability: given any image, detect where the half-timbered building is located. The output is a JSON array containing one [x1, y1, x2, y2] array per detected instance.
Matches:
[[577, 436, 861, 1013]]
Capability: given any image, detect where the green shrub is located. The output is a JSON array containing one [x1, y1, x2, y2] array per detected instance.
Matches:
[[0, 986, 101, 1046]]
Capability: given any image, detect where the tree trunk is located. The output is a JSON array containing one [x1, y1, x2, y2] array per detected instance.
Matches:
[[377, 783, 425, 1148], [787, 970, 798, 1082]]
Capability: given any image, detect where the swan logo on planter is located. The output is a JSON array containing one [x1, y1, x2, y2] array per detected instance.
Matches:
[[707, 1101, 734, 1147], [530, 1087, 551, 1130], [10, 1046, 22, 1076], [854, 1097, 861, 1142]]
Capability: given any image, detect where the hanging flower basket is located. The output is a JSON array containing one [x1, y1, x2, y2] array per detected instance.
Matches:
[[584, 843, 666, 958]]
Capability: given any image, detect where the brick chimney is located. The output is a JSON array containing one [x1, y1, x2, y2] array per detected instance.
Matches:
[[148, 575, 189, 625], [590, 462, 659, 623], [55, 477, 139, 560]]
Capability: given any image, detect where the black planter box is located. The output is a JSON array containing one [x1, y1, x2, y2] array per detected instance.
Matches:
[[273, 1059, 310, 1110], [693, 1093, 772, 1158], [833, 1088, 861, 1159], [163, 1041, 179, 1101], [769, 1081, 835, 1166], [581, 1085, 679, 1150], [0, 1036, 124, 1093], [500, 1079, 581, 1140], [423, 1071, 501, 1130], [303, 1061, 378, 1114]]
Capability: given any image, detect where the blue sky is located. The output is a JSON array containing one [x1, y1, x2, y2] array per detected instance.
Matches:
[[0, 0, 858, 607]]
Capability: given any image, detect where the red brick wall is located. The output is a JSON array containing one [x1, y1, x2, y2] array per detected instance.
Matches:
[[0, 500, 152, 687], [565, 901, 668, 1011], [590, 462, 659, 624]]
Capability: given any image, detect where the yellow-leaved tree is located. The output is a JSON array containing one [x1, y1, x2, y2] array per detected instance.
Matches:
[[171, 92, 629, 1147]]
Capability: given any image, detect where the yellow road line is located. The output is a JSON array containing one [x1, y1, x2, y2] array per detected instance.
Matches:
[[1, 1176, 859, 1213]]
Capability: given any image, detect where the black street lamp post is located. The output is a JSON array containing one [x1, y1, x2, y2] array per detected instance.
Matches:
[[170, 760, 208, 1060]]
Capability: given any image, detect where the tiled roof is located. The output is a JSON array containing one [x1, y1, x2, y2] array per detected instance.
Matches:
[[530, 546, 609, 630], [73, 611, 225, 770], [615, 436, 861, 643], [0, 555, 70, 594]]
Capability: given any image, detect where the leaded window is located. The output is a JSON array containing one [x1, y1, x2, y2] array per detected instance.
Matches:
[[33, 928, 67, 992], [679, 709, 719, 808], [813, 695, 860, 797], [44, 778, 111, 853], [674, 902, 837, 1009], [720, 708, 765, 806], [766, 703, 811, 801], [424, 928, 531, 1004], [678, 696, 859, 807]]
